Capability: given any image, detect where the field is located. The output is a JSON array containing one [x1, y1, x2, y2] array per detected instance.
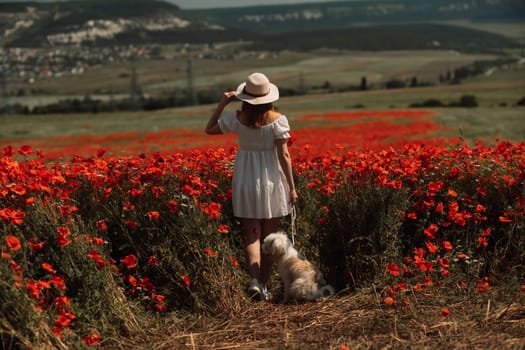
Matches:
[[11, 49, 509, 104], [2, 68, 525, 158], [1, 54, 525, 349]]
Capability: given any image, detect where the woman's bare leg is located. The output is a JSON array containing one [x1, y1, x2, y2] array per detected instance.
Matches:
[[241, 218, 262, 282], [259, 218, 281, 288]]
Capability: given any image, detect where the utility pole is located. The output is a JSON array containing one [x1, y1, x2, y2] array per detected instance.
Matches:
[[186, 58, 198, 105], [109, 87, 115, 112], [298, 71, 305, 95]]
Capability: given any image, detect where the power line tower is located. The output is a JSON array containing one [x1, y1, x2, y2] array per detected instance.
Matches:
[[186, 58, 198, 105], [129, 55, 140, 111], [1, 68, 10, 115]]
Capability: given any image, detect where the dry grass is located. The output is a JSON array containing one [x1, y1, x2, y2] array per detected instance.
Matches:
[[126, 291, 525, 350]]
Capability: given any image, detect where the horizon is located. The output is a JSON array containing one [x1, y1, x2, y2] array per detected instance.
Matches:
[[0, 0, 346, 9]]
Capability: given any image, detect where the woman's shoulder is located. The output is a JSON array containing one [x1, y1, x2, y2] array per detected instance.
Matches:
[[267, 110, 286, 125]]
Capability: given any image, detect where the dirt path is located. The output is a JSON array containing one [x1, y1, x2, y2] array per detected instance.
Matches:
[[130, 294, 525, 350]]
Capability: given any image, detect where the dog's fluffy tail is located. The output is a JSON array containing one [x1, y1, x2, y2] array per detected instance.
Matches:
[[317, 284, 335, 299]]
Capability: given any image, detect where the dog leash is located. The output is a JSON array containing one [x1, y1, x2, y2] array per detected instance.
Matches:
[[290, 205, 297, 245]]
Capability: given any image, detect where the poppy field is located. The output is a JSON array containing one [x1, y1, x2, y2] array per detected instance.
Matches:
[[1, 107, 524, 349]]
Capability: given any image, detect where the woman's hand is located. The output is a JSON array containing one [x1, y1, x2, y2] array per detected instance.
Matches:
[[205, 91, 237, 135], [219, 91, 237, 107], [289, 189, 298, 206]]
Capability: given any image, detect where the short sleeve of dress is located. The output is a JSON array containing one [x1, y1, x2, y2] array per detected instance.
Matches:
[[218, 111, 238, 134], [274, 115, 291, 139]]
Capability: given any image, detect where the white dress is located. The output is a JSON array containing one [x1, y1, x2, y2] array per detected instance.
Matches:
[[218, 111, 292, 219]]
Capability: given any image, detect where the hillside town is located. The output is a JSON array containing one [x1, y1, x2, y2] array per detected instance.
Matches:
[[0, 45, 160, 84]]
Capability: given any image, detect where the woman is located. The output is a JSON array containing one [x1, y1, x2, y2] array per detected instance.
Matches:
[[205, 72, 298, 301]]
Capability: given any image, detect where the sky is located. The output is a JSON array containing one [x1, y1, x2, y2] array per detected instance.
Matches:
[[2, 0, 344, 9]]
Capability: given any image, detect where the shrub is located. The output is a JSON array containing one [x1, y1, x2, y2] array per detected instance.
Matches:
[[409, 95, 478, 108], [451, 94, 478, 107], [409, 98, 445, 108], [385, 79, 406, 89]]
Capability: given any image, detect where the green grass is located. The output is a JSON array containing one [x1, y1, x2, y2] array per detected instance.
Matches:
[[437, 20, 525, 41]]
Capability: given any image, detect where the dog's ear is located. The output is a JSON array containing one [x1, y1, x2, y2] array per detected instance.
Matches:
[[270, 235, 287, 256], [270, 238, 281, 256]]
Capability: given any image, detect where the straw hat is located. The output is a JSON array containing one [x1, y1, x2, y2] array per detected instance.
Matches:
[[235, 72, 279, 105]]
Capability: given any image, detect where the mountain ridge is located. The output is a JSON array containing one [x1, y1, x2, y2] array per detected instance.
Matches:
[[0, 0, 522, 49]]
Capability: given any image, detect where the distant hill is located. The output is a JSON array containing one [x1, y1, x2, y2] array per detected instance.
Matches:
[[0, 0, 522, 50], [0, 0, 257, 47], [190, 0, 525, 34], [248, 23, 520, 52]]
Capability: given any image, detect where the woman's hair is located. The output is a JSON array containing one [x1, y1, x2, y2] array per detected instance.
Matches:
[[241, 101, 273, 128]]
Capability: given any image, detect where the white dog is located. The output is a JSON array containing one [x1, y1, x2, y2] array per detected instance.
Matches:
[[262, 232, 335, 303]]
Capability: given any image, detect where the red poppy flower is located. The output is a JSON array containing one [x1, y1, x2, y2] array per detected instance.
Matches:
[[386, 263, 400, 276], [96, 219, 107, 232], [121, 254, 137, 269], [55, 295, 71, 309], [87, 249, 109, 268], [52, 327, 62, 338], [56, 233, 71, 247], [83, 333, 101, 346], [2, 145, 14, 157], [27, 238, 45, 251], [438, 257, 449, 269], [60, 205, 79, 218], [406, 212, 417, 220], [146, 211, 160, 221], [423, 224, 439, 240], [181, 275, 190, 287], [441, 241, 453, 251], [92, 237, 105, 245], [425, 241, 438, 254], [477, 277, 490, 293], [167, 200, 179, 214], [42, 262, 57, 274], [96, 148, 106, 157], [440, 308, 450, 316], [498, 216, 513, 223], [478, 236, 489, 248], [217, 224, 229, 234], [434, 202, 444, 214], [123, 202, 135, 211], [49, 276, 66, 291], [6, 235, 21, 251], [125, 220, 139, 229], [130, 188, 144, 197], [27, 280, 42, 299], [230, 256, 239, 268], [0, 208, 25, 225], [55, 315, 71, 328], [18, 145, 33, 156], [383, 297, 395, 305], [204, 248, 218, 257], [147, 255, 157, 267], [204, 202, 222, 220]]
